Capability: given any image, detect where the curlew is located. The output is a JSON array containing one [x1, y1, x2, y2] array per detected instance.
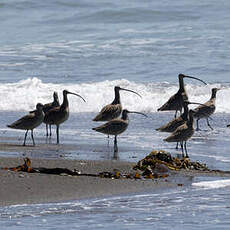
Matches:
[[93, 86, 141, 122], [193, 88, 220, 131], [156, 101, 205, 149], [164, 109, 196, 158], [92, 109, 147, 159], [7, 103, 44, 146], [30, 92, 60, 136], [157, 74, 207, 118], [43, 91, 60, 137], [156, 101, 205, 132], [43, 90, 86, 144]]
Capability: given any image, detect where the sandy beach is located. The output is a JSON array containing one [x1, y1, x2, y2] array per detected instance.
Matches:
[[0, 155, 179, 206], [1, 139, 230, 207]]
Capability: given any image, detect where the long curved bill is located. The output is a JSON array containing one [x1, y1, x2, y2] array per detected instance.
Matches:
[[68, 92, 86, 102], [120, 87, 142, 98], [185, 75, 207, 85], [128, 111, 148, 117]]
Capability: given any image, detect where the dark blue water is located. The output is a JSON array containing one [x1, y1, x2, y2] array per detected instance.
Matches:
[[1, 0, 230, 229], [1, 0, 230, 84]]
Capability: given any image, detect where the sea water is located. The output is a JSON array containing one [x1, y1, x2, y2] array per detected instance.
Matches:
[[1, 0, 230, 229]]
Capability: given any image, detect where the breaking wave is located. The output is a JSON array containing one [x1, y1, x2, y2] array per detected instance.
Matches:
[[0, 77, 230, 113]]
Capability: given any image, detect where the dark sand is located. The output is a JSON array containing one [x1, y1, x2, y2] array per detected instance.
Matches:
[[1, 142, 230, 207], [0, 156, 180, 206]]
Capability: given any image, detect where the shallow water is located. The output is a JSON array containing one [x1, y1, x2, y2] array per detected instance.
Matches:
[[1, 0, 230, 84], [1, 111, 230, 229], [1, 111, 230, 170], [1, 0, 230, 229], [1, 176, 230, 230]]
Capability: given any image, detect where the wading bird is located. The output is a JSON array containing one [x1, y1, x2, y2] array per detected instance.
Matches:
[[156, 101, 204, 149], [92, 109, 147, 159], [7, 103, 44, 146], [164, 109, 196, 158], [93, 86, 141, 122], [43, 91, 60, 136], [44, 90, 86, 144], [193, 88, 220, 131], [30, 92, 60, 136], [157, 74, 207, 118]]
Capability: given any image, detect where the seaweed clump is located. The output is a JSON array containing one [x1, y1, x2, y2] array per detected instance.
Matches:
[[133, 150, 210, 172]]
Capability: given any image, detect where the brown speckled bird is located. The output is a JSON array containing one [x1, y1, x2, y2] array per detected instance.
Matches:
[[93, 109, 147, 158], [7, 103, 44, 146], [158, 74, 207, 118], [44, 90, 85, 144], [164, 109, 196, 158], [193, 88, 220, 131], [93, 86, 141, 122]]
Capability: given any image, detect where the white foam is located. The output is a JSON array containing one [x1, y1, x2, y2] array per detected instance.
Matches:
[[192, 179, 230, 189], [0, 77, 229, 113]]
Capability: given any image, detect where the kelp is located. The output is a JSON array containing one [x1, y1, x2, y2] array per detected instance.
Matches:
[[2, 150, 213, 181], [133, 150, 210, 172], [2, 157, 169, 180]]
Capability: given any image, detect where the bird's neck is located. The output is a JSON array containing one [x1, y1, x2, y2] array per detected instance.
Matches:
[[36, 109, 44, 117], [54, 98, 60, 106], [61, 94, 69, 110], [211, 91, 217, 99], [121, 112, 129, 121], [112, 90, 120, 105], [179, 78, 185, 92], [187, 113, 194, 127]]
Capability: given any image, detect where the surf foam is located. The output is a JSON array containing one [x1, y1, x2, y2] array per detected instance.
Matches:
[[0, 77, 229, 113], [192, 179, 230, 189]]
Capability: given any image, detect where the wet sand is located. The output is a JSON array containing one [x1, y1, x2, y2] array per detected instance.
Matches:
[[1, 142, 230, 207], [0, 156, 180, 206]]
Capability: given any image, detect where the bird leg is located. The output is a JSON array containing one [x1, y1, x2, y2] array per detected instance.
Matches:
[[206, 118, 213, 130], [23, 130, 29, 146], [46, 124, 49, 137], [114, 135, 118, 153], [113, 135, 119, 159], [56, 125, 59, 144], [31, 129, 35, 146], [49, 124, 52, 136], [175, 142, 179, 150], [174, 109, 182, 118], [196, 118, 200, 131], [107, 135, 110, 147], [174, 110, 178, 118], [180, 141, 184, 158], [184, 141, 189, 158]]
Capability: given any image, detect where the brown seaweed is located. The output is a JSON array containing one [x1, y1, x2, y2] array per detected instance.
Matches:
[[133, 150, 210, 172]]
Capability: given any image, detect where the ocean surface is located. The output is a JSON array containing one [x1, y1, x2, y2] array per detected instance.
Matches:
[[1, 0, 230, 229]]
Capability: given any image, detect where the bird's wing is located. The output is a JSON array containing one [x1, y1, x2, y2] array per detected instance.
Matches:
[[93, 104, 121, 121], [156, 117, 184, 132], [8, 113, 35, 128], [93, 119, 127, 134], [158, 92, 181, 111], [194, 100, 215, 116], [44, 106, 61, 123]]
